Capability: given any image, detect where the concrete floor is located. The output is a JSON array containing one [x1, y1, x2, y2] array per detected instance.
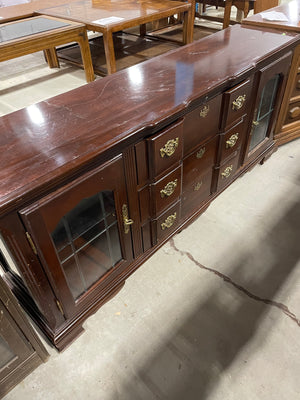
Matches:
[[1, 15, 300, 400]]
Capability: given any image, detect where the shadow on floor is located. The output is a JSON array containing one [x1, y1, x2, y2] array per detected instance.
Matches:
[[110, 178, 300, 400]]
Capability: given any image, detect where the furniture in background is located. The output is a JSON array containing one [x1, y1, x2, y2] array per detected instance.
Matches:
[[0, 23, 298, 351], [0, 15, 94, 83], [36, 0, 194, 75], [195, 0, 278, 29], [243, 0, 300, 145], [0, 271, 48, 398]]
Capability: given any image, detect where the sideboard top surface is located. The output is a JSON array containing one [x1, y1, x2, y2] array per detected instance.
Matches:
[[0, 24, 299, 213]]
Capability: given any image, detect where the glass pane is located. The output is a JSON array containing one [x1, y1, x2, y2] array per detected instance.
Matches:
[[257, 75, 280, 120], [51, 191, 122, 300], [249, 115, 271, 152], [0, 18, 70, 43], [0, 336, 16, 369], [249, 74, 280, 152]]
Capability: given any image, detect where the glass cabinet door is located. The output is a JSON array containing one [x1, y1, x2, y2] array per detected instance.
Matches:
[[19, 156, 133, 319], [245, 52, 292, 159]]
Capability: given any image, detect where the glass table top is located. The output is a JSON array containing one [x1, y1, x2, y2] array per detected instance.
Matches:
[[0, 17, 70, 43]]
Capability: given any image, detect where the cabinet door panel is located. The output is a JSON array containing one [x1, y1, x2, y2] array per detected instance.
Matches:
[[245, 52, 292, 160], [19, 156, 133, 319]]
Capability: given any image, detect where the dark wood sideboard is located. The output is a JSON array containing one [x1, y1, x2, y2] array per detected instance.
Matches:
[[0, 24, 299, 351]]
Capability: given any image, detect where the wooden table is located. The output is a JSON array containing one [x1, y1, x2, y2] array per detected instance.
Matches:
[[36, 0, 194, 75], [0, 15, 94, 82], [243, 0, 300, 145], [0, 0, 78, 23]]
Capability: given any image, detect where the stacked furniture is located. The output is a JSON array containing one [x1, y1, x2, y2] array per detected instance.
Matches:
[[243, 0, 300, 145], [0, 23, 298, 351]]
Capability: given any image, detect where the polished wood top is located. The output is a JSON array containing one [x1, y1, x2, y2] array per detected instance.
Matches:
[[0, 25, 299, 213], [37, 0, 191, 32], [0, 0, 77, 23], [243, 0, 300, 32]]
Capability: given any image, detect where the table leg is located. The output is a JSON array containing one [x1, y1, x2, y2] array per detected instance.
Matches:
[[140, 23, 146, 37], [78, 30, 95, 83], [223, 0, 233, 29], [183, 3, 194, 44], [103, 30, 116, 75], [44, 48, 59, 68]]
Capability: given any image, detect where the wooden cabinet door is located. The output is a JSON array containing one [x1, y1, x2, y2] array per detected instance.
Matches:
[[244, 52, 292, 161], [19, 156, 133, 319]]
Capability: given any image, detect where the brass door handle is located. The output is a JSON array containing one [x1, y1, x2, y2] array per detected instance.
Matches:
[[160, 138, 179, 158], [122, 204, 134, 234], [161, 212, 177, 230], [226, 133, 239, 148], [160, 179, 178, 198], [221, 165, 233, 179], [232, 94, 246, 111]]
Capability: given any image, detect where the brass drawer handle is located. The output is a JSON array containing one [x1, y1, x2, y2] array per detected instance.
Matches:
[[296, 79, 300, 90], [160, 138, 179, 158], [122, 204, 134, 234], [221, 165, 233, 179], [160, 179, 178, 198], [196, 147, 206, 159], [289, 106, 300, 119], [226, 133, 239, 148], [161, 212, 177, 230], [199, 105, 209, 118], [232, 94, 246, 111], [194, 181, 203, 191]]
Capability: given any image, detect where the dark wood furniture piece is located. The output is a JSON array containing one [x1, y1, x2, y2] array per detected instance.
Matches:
[[243, 0, 300, 145], [0, 24, 298, 351], [36, 0, 194, 75], [0, 272, 48, 398], [0, 15, 94, 83]]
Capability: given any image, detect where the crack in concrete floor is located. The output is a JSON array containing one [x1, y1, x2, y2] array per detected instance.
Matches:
[[170, 238, 300, 328]]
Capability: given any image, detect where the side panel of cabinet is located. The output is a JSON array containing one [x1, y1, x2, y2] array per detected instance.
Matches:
[[18, 156, 133, 320]]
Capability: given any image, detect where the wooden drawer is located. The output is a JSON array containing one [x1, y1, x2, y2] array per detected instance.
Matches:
[[284, 100, 300, 125], [219, 117, 247, 163], [152, 201, 181, 243], [215, 153, 240, 192], [223, 77, 254, 129], [183, 94, 222, 155], [183, 135, 218, 180], [182, 168, 213, 218], [147, 119, 183, 178], [151, 165, 182, 216]]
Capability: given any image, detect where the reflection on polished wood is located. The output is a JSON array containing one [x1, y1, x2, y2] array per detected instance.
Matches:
[[37, 0, 193, 74]]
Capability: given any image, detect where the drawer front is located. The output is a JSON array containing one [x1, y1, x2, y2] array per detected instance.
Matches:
[[147, 119, 183, 178], [284, 101, 300, 125], [183, 94, 222, 155], [153, 202, 181, 243], [216, 153, 240, 192], [151, 165, 182, 216], [223, 77, 253, 128], [182, 168, 213, 218], [219, 117, 247, 163], [183, 135, 218, 181]]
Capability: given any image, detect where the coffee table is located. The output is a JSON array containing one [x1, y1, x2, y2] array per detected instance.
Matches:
[[37, 0, 193, 75], [0, 15, 94, 82]]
